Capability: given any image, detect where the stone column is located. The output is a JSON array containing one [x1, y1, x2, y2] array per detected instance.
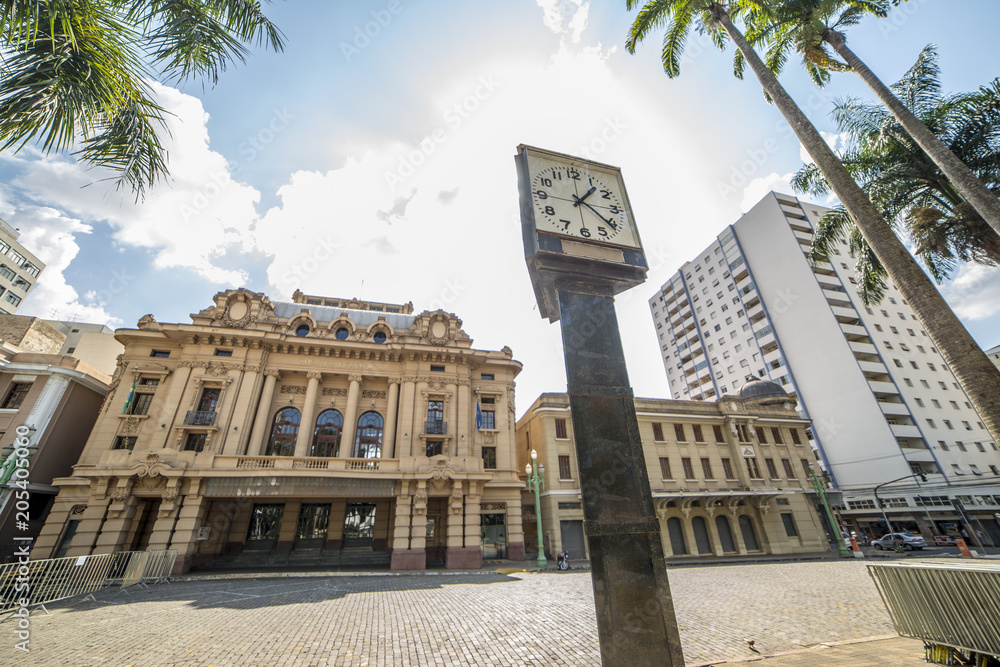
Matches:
[[730, 511, 748, 555], [168, 493, 210, 574], [395, 378, 416, 458], [445, 382, 458, 456], [339, 375, 362, 458], [680, 512, 699, 556], [408, 481, 428, 568], [148, 364, 192, 449], [411, 380, 428, 455], [220, 363, 263, 455], [706, 511, 725, 557], [456, 380, 471, 458], [276, 501, 300, 554], [247, 370, 280, 455], [445, 480, 479, 569], [295, 372, 322, 457], [658, 513, 674, 557], [384, 381, 400, 458], [390, 483, 418, 570], [464, 488, 483, 556], [94, 490, 140, 554], [65, 499, 112, 558]]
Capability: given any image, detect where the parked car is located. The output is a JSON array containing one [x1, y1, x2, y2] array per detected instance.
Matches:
[[872, 533, 926, 551], [933, 535, 957, 547]]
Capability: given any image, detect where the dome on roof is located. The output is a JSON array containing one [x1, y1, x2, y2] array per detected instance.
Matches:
[[738, 376, 789, 404]]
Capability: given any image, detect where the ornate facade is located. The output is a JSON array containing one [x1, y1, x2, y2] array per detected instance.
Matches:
[[516, 381, 830, 560], [33, 289, 524, 572]]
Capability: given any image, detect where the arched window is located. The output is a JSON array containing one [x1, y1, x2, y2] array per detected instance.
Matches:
[[312, 409, 343, 457], [715, 515, 737, 553], [354, 411, 383, 459], [739, 515, 760, 551], [691, 516, 713, 554], [266, 408, 300, 456], [666, 517, 687, 556]]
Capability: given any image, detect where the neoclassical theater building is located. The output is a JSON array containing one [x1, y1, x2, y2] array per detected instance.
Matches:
[[33, 289, 524, 572]]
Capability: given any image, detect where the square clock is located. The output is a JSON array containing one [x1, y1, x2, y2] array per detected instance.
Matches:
[[516, 144, 648, 322]]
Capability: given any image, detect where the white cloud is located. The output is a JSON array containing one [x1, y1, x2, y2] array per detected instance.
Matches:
[[7, 81, 261, 286], [739, 172, 796, 212], [536, 0, 590, 43], [942, 264, 1000, 321]]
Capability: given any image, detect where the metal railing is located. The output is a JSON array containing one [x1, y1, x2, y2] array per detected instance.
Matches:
[[184, 410, 217, 426], [0, 549, 176, 616], [424, 420, 447, 435], [867, 560, 1000, 659]]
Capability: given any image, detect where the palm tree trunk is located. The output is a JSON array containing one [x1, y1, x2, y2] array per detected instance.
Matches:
[[824, 29, 1000, 239], [709, 5, 1000, 447]]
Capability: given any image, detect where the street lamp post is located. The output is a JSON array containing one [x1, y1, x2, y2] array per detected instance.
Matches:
[[873, 473, 928, 537], [809, 464, 850, 557], [526, 450, 547, 569]]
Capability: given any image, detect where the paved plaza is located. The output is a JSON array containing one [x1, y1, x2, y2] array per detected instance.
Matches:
[[12, 561, 927, 666]]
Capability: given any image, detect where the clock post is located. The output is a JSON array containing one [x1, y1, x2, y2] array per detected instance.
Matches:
[[515, 145, 685, 667]]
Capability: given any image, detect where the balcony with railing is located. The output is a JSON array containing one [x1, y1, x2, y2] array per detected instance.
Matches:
[[184, 410, 217, 426], [424, 420, 448, 435], [213, 456, 401, 472]]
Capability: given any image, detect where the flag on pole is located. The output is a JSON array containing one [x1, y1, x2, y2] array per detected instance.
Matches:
[[122, 374, 138, 415], [476, 402, 483, 431]]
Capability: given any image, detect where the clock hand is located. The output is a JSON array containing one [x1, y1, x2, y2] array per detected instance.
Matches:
[[572, 187, 597, 206], [577, 199, 618, 229]]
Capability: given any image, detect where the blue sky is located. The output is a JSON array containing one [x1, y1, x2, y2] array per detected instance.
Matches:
[[3, 0, 999, 415]]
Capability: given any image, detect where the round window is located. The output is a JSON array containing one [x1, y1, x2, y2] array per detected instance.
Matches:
[[295, 324, 310, 337], [335, 327, 349, 340], [373, 331, 387, 344]]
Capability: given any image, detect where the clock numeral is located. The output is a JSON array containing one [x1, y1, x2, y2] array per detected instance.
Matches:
[[559, 219, 572, 231], [541, 177, 553, 187], [600, 189, 612, 199], [598, 226, 608, 237], [544, 205, 555, 216], [535, 189, 548, 200], [580, 227, 591, 238], [567, 168, 580, 180], [609, 205, 620, 214]]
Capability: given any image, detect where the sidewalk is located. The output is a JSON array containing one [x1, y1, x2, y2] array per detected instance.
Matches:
[[693, 635, 928, 667]]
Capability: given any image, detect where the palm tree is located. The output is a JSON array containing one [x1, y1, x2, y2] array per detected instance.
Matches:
[[741, 0, 1000, 241], [794, 47, 1000, 299], [0, 1, 284, 198], [624, 0, 1000, 446]]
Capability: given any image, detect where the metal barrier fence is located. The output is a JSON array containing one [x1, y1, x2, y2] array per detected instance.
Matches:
[[0, 549, 177, 615], [867, 559, 1000, 660]]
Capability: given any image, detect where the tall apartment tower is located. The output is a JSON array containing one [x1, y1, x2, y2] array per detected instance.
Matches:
[[0, 217, 45, 314], [649, 193, 999, 542]]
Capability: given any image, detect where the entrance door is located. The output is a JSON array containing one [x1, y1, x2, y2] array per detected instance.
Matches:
[[295, 504, 331, 550], [246, 504, 284, 551], [481, 513, 507, 559], [129, 499, 161, 551], [343, 503, 376, 548], [559, 520, 586, 559]]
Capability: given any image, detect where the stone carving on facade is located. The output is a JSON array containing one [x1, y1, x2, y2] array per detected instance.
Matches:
[[306, 371, 323, 381], [161, 488, 179, 501], [348, 374, 363, 384], [280, 385, 307, 395], [322, 388, 348, 397], [361, 390, 386, 399], [71, 504, 87, 515], [264, 369, 282, 378], [755, 499, 771, 516], [137, 314, 158, 329], [110, 479, 134, 502], [480, 502, 506, 511], [507, 388, 516, 415]]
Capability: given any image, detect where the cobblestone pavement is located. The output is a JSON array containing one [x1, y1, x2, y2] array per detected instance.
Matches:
[[12, 561, 918, 666]]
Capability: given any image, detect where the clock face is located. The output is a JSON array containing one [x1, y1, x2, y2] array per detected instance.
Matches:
[[528, 158, 637, 247]]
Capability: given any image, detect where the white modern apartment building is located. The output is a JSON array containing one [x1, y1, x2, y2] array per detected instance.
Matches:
[[0, 217, 45, 315], [649, 192, 1000, 545]]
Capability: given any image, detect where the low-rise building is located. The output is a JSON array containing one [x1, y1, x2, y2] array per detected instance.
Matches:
[[33, 289, 524, 572], [516, 380, 829, 561]]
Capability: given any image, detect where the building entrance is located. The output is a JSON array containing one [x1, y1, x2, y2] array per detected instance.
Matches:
[[343, 503, 376, 548], [246, 503, 284, 551], [481, 513, 506, 559], [295, 503, 331, 550]]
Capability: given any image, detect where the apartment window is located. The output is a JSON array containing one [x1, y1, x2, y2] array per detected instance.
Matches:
[[713, 425, 725, 443], [931, 399, 941, 408], [150, 350, 170, 358], [892, 359, 903, 368], [951, 464, 965, 476], [910, 361, 919, 369], [790, 429, 802, 445], [771, 427, 784, 444], [944, 420, 954, 430], [674, 424, 686, 442], [482, 447, 496, 469], [681, 457, 695, 479], [426, 440, 443, 457], [659, 457, 672, 479], [112, 436, 136, 450], [140, 377, 159, 386], [800, 459, 811, 478], [938, 441, 948, 451], [184, 433, 208, 452], [874, 324, 883, 332], [745, 457, 762, 479], [963, 421, 973, 431], [957, 441, 967, 452], [890, 326, 899, 334], [781, 458, 795, 478], [721, 458, 735, 479], [781, 513, 799, 537], [480, 373, 494, 380], [758, 428, 768, 444], [990, 465, 999, 476], [737, 424, 751, 442], [430, 365, 446, 372], [765, 458, 779, 479], [4, 292, 21, 307], [904, 378, 914, 387], [480, 410, 495, 430], [651, 422, 664, 441], [914, 398, 923, 407], [558, 455, 572, 479], [692, 424, 705, 443], [1, 383, 32, 410], [555, 418, 568, 440], [949, 401, 959, 410], [976, 442, 986, 453], [926, 419, 937, 429], [214, 349, 233, 357], [939, 381, 948, 390], [921, 380, 930, 388]]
